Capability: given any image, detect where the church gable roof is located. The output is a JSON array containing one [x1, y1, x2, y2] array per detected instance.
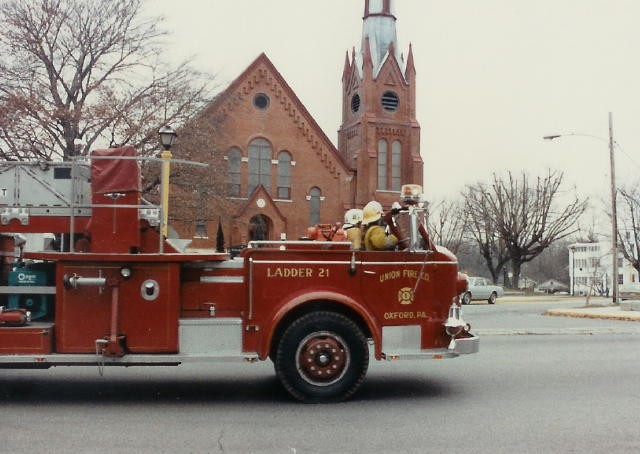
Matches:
[[208, 53, 351, 179], [375, 49, 408, 86], [235, 184, 286, 222]]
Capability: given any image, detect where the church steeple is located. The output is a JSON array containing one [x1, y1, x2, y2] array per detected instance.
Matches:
[[339, 0, 423, 209], [362, 0, 398, 73]]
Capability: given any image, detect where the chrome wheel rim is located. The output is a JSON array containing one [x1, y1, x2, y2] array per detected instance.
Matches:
[[296, 331, 350, 386]]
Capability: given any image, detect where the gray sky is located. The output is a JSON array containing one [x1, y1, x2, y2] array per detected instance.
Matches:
[[150, 0, 640, 207]]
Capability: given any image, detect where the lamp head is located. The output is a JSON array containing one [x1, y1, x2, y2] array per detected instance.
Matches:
[[158, 125, 177, 150]]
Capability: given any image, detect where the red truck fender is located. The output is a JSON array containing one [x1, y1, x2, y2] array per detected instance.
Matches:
[[261, 290, 381, 361]]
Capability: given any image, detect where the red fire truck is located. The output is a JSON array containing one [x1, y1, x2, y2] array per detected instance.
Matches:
[[0, 147, 477, 403]]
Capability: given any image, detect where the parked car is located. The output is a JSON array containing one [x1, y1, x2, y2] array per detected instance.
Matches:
[[462, 277, 504, 304]]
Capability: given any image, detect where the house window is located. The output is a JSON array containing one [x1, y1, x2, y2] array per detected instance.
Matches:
[[391, 140, 401, 191], [248, 138, 272, 195], [618, 274, 624, 285], [277, 151, 292, 199], [309, 187, 322, 225], [226, 148, 241, 197], [377, 139, 387, 190]]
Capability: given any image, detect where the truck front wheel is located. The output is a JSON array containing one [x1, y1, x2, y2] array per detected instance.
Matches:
[[275, 311, 369, 403]]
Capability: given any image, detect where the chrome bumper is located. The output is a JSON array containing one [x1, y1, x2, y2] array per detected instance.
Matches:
[[452, 334, 479, 355], [380, 333, 479, 361]]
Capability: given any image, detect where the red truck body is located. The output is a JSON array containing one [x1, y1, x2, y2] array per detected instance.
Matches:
[[0, 148, 477, 402]]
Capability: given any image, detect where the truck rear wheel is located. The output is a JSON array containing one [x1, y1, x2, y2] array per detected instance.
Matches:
[[275, 311, 369, 403]]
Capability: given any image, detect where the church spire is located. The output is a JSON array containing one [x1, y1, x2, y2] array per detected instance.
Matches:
[[363, 0, 395, 18], [339, 0, 422, 208], [361, 0, 398, 73]]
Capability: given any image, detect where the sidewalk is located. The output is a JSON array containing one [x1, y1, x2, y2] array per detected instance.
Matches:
[[497, 295, 640, 321], [546, 304, 640, 322]]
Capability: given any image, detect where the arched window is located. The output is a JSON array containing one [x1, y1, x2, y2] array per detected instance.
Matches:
[[248, 138, 272, 195], [391, 140, 401, 191], [226, 148, 241, 197], [377, 139, 387, 190], [308, 187, 322, 225], [277, 151, 292, 199]]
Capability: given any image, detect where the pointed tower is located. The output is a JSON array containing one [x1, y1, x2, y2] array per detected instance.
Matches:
[[338, 0, 422, 209]]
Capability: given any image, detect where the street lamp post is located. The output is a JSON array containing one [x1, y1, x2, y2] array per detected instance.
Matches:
[[544, 112, 619, 304], [158, 125, 177, 241]]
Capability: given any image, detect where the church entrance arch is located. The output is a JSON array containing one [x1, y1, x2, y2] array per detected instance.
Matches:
[[249, 214, 272, 241]]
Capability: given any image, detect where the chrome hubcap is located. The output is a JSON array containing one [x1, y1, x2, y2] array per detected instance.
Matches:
[[296, 331, 349, 386]]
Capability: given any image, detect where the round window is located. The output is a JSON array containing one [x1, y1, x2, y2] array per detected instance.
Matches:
[[253, 93, 270, 110], [351, 93, 361, 113], [381, 91, 399, 112]]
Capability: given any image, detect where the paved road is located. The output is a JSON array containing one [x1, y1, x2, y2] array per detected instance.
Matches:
[[1, 299, 639, 453]]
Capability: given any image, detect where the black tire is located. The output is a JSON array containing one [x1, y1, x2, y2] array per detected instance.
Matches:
[[488, 292, 497, 304], [462, 292, 472, 305], [275, 311, 369, 403]]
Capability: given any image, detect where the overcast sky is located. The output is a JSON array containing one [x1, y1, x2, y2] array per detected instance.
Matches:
[[149, 0, 640, 210]]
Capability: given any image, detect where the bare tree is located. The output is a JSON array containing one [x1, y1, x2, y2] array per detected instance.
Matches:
[[617, 185, 640, 275], [0, 0, 211, 160], [574, 217, 601, 243], [474, 170, 588, 288], [428, 198, 466, 254], [455, 239, 494, 278], [521, 238, 570, 286], [462, 183, 510, 284]]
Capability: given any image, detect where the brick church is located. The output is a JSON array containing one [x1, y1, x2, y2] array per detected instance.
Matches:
[[171, 0, 422, 248]]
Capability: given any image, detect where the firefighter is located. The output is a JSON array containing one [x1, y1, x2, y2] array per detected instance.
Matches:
[[343, 208, 363, 250], [362, 201, 405, 251]]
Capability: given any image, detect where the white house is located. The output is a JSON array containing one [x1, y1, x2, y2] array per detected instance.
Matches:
[[568, 241, 639, 296]]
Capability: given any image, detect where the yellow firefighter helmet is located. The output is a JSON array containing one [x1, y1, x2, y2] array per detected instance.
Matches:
[[362, 201, 383, 225]]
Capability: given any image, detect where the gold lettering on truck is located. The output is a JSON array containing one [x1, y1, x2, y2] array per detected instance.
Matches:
[[266, 267, 330, 278], [383, 311, 429, 320], [378, 269, 431, 283]]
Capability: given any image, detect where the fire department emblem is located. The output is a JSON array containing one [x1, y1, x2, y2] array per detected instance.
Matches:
[[397, 287, 414, 305]]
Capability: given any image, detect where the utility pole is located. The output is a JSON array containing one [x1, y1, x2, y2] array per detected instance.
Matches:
[[609, 112, 619, 304]]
